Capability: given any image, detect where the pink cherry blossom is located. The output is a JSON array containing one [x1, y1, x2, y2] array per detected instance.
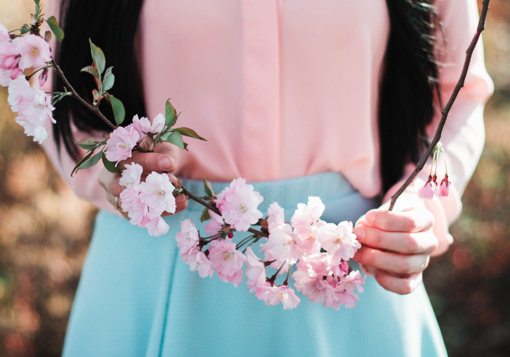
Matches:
[[438, 176, 451, 197], [338, 270, 365, 294], [267, 202, 285, 233], [132, 113, 165, 137], [145, 214, 169, 237], [15, 116, 49, 143], [204, 210, 225, 235], [139, 172, 176, 216], [15, 85, 55, 144], [187, 249, 214, 278], [293, 220, 324, 255], [292, 253, 330, 304], [290, 197, 325, 230], [260, 223, 302, 265], [175, 219, 200, 256], [119, 163, 143, 188], [322, 276, 345, 310], [0, 42, 19, 70], [14, 35, 51, 70], [10, 66, 22, 80], [338, 290, 360, 309], [0, 21, 9, 43], [417, 176, 436, 200], [208, 239, 246, 287], [0, 68, 12, 87], [245, 247, 267, 292], [7, 75, 31, 112], [318, 221, 360, 264], [257, 285, 300, 310], [120, 185, 148, 227], [105, 125, 140, 165], [215, 178, 263, 231]]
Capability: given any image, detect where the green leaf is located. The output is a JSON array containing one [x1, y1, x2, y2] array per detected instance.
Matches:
[[81, 65, 99, 79], [172, 127, 207, 141], [78, 151, 104, 171], [102, 152, 120, 173], [35, 0, 41, 18], [164, 131, 187, 150], [46, 16, 65, 41], [203, 178, 216, 198], [109, 95, 126, 125], [20, 26, 30, 35], [165, 99, 178, 127], [75, 137, 101, 150], [71, 151, 93, 176], [102, 67, 115, 92], [200, 207, 212, 222], [89, 39, 106, 76]]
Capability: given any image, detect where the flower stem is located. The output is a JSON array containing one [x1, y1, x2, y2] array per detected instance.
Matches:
[[388, 0, 491, 211], [50, 59, 148, 153]]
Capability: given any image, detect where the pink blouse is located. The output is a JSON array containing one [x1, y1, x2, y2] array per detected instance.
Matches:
[[42, 0, 493, 254]]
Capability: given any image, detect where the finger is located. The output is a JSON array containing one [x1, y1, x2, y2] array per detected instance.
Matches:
[[353, 247, 430, 275], [119, 152, 175, 173], [373, 269, 423, 295], [353, 227, 439, 255], [364, 208, 434, 233], [98, 168, 124, 198]]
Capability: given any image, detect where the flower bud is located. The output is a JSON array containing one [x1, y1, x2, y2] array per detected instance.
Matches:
[[38, 67, 48, 87], [438, 175, 450, 197], [418, 176, 435, 200]]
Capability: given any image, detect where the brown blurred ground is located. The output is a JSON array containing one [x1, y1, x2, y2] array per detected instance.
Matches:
[[1, 0, 510, 356]]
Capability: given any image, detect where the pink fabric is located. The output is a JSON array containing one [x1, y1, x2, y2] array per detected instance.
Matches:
[[41, 0, 493, 250]]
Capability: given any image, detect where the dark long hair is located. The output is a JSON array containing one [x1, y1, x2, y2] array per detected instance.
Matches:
[[53, 0, 440, 193]]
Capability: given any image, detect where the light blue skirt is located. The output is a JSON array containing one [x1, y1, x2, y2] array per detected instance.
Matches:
[[62, 172, 448, 357]]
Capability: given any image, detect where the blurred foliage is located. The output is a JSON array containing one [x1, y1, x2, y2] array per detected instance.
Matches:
[[0, 0, 510, 356]]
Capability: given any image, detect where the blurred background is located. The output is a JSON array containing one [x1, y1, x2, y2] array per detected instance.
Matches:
[[0, 0, 509, 356]]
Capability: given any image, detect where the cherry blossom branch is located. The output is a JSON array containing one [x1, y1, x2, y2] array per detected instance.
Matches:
[[51, 59, 115, 130], [181, 187, 268, 238], [388, 0, 491, 211], [51, 59, 148, 153]]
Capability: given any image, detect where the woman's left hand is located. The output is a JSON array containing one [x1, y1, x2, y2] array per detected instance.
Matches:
[[352, 198, 439, 295]]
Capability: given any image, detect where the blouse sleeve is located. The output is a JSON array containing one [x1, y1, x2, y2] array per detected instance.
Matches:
[[383, 0, 494, 256], [40, 0, 120, 216]]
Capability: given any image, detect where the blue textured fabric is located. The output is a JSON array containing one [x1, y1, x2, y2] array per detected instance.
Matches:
[[62, 172, 448, 357]]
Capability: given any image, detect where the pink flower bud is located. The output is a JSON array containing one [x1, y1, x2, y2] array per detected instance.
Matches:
[[10, 66, 22, 80], [418, 176, 435, 200], [0, 42, 19, 70], [228, 232, 233, 238], [340, 261, 349, 273], [438, 176, 450, 197], [38, 67, 48, 87]]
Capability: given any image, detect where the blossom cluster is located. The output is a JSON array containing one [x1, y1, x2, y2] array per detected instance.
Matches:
[[1, 21, 55, 143], [119, 163, 176, 237], [174, 179, 365, 310], [105, 114, 165, 165]]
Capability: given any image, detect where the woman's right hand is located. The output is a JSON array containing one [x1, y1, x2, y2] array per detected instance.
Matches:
[[98, 142, 188, 219]]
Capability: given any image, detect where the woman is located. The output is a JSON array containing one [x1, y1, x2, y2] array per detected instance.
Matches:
[[42, 0, 493, 356]]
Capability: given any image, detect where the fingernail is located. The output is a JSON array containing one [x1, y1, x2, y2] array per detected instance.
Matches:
[[160, 157, 174, 170], [353, 250, 361, 260], [354, 228, 365, 241]]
